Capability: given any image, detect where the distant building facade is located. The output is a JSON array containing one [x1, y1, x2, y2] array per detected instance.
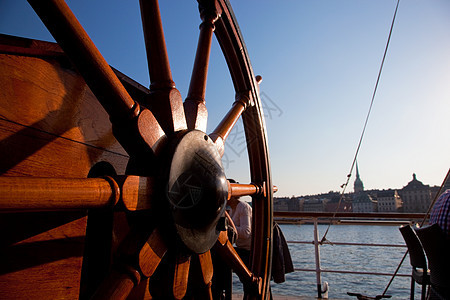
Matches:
[[273, 197, 303, 212], [273, 197, 289, 211], [352, 163, 377, 212], [324, 194, 352, 212], [377, 189, 402, 212], [288, 197, 303, 211], [353, 192, 377, 212], [400, 174, 432, 213], [274, 171, 442, 214], [354, 162, 364, 194], [303, 198, 328, 212]]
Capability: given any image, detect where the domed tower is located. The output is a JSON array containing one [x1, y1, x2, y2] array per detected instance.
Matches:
[[354, 162, 364, 193]]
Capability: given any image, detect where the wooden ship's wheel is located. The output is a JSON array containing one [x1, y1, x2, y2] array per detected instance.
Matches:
[[0, 0, 273, 299]]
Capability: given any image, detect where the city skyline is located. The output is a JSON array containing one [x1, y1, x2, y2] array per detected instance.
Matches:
[[278, 171, 443, 198], [274, 169, 445, 214]]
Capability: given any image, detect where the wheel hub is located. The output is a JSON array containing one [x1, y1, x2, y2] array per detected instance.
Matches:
[[167, 130, 227, 253]]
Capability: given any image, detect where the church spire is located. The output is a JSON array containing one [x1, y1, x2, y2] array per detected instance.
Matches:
[[354, 161, 364, 193]]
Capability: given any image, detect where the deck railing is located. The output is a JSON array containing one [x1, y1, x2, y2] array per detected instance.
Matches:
[[274, 212, 428, 298]]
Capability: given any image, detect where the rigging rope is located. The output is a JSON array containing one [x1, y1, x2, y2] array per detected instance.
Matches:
[[320, 0, 401, 244]]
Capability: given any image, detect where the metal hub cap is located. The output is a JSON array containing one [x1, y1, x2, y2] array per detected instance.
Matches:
[[167, 130, 227, 253]]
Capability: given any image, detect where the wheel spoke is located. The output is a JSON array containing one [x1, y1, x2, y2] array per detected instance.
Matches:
[[139, 229, 168, 277], [0, 176, 119, 211], [132, 108, 166, 155], [183, 99, 208, 133], [91, 267, 141, 300], [27, 0, 168, 160], [227, 181, 263, 200], [214, 231, 262, 296], [139, 0, 187, 135], [188, 253, 214, 299], [184, 2, 220, 132], [198, 250, 214, 285], [139, 0, 174, 90], [227, 181, 278, 200], [92, 229, 167, 299], [173, 253, 191, 300], [119, 175, 155, 211], [142, 88, 187, 136], [202, 285, 213, 300], [0, 176, 159, 212], [209, 91, 252, 156], [27, 0, 137, 120]]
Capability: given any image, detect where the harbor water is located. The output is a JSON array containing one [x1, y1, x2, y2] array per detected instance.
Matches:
[[270, 224, 415, 299], [233, 223, 420, 299]]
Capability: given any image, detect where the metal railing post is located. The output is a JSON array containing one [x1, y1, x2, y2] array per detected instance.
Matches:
[[313, 218, 323, 298]]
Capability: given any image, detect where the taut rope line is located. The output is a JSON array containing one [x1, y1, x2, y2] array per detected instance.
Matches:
[[320, 0, 401, 244]]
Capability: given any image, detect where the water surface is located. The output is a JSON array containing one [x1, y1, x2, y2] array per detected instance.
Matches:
[[269, 224, 416, 299]]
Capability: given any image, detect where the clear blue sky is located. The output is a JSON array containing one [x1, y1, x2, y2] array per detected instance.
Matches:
[[1, 1, 449, 196]]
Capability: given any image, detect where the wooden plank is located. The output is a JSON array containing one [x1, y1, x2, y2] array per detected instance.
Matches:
[[0, 215, 87, 299], [0, 119, 127, 177], [0, 53, 128, 177], [0, 43, 131, 298]]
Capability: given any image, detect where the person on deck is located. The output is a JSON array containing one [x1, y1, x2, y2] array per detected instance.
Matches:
[[228, 194, 252, 267], [211, 183, 252, 299], [430, 188, 450, 239]]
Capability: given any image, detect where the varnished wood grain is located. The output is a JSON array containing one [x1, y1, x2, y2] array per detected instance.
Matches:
[[120, 175, 155, 211], [142, 88, 187, 136], [139, 0, 188, 136], [183, 8, 218, 132], [0, 40, 129, 299], [198, 251, 214, 285], [139, 229, 167, 277], [209, 92, 251, 156], [136, 108, 167, 155], [0, 216, 87, 299], [227, 182, 262, 200], [0, 53, 128, 177], [173, 254, 191, 300], [27, 0, 138, 120], [183, 100, 208, 132], [91, 268, 140, 300], [139, 0, 175, 90], [0, 177, 119, 211], [0, 33, 64, 57]]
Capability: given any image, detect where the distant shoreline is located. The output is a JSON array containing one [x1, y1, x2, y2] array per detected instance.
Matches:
[[275, 218, 414, 226]]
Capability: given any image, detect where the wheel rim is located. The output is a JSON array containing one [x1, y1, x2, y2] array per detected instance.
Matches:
[[3, 0, 273, 299]]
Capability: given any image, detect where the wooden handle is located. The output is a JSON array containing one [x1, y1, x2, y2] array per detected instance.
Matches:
[[0, 176, 119, 211]]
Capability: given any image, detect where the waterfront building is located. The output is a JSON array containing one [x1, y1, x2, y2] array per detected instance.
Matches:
[[377, 189, 402, 212], [273, 197, 289, 211], [324, 194, 353, 212], [273, 196, 304, 212], [353, 192, 377, 212], [288, 197, 303, 211], [280, 171, 444, 214], [352, 163, 377, 212], [303, 198, 328, 212], [400, 173, 432, 213]]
